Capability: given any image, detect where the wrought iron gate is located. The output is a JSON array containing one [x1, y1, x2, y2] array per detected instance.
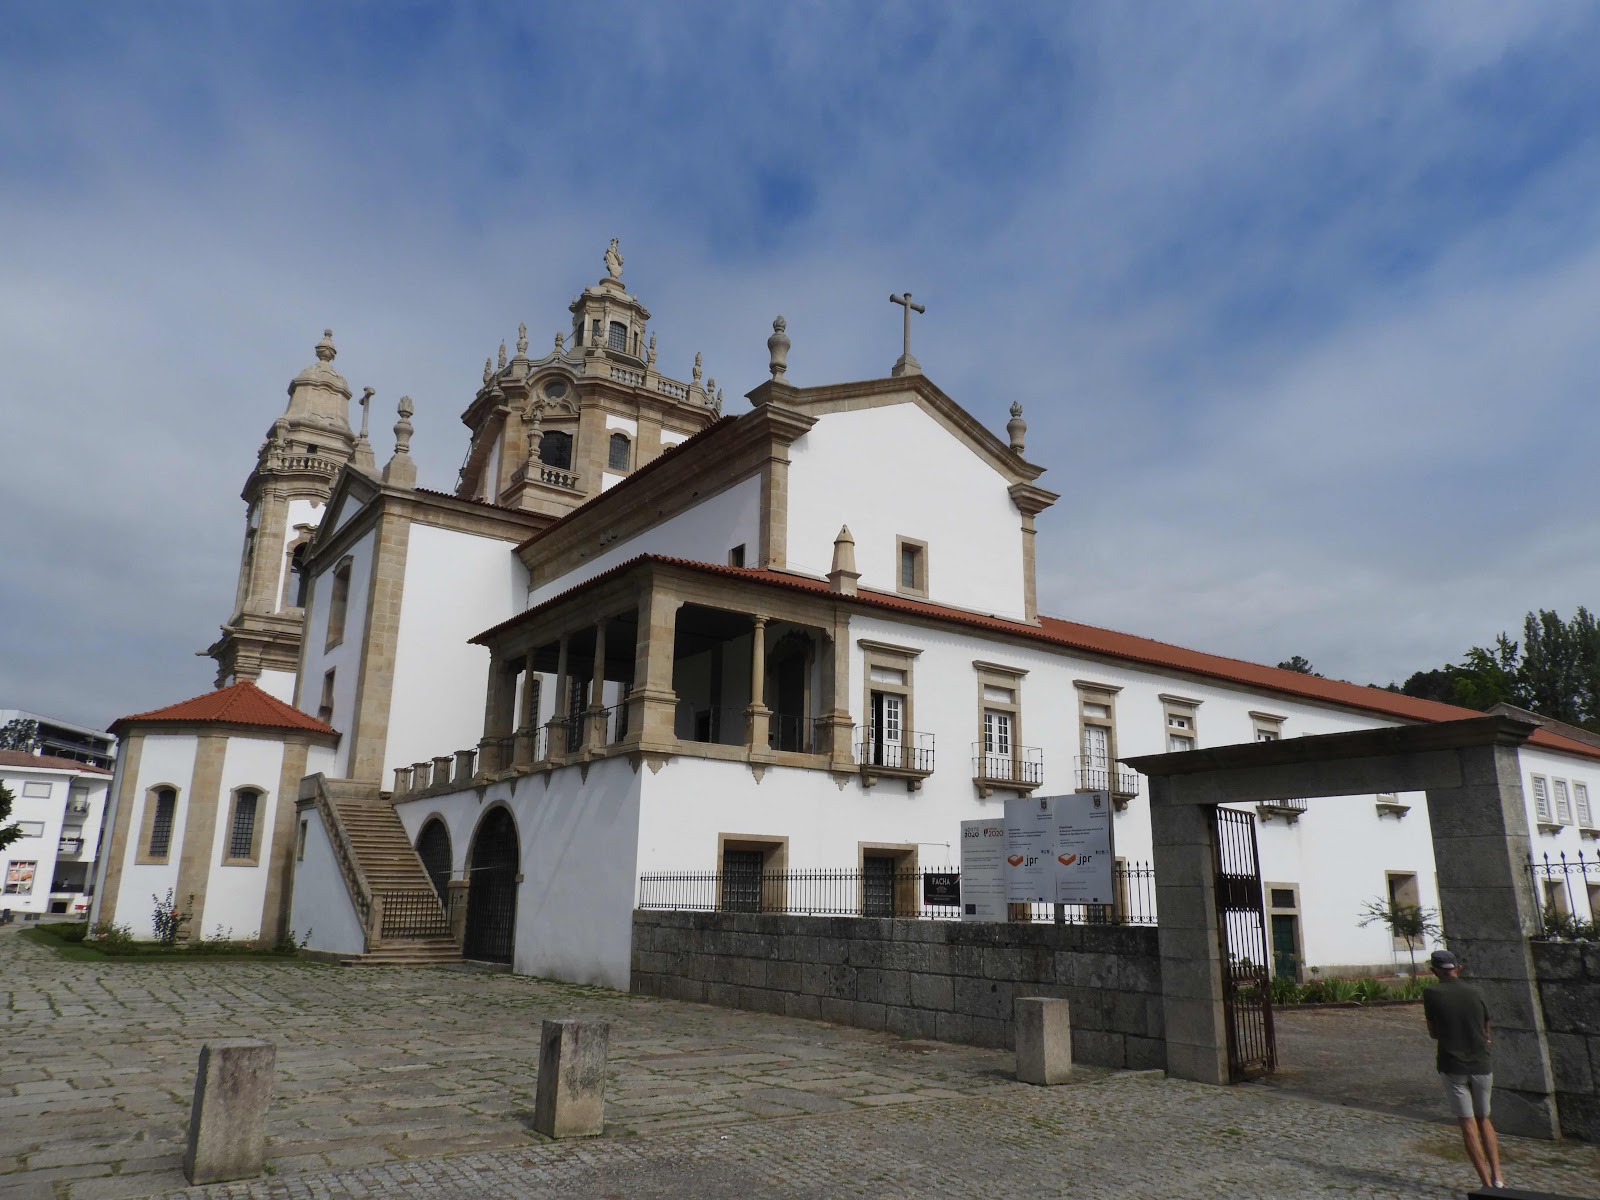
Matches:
[[1213, 805, 1276, 1081], [464, 807, 518, 964]]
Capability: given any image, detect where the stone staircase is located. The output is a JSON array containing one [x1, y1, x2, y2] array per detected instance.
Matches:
[[311, 779, 462, 968]]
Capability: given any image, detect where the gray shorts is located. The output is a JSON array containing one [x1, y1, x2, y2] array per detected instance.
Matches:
[[1440, 1072, 1492, 1119]]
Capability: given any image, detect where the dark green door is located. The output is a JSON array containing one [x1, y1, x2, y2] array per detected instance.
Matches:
[[1270, 913, 1299, 980]]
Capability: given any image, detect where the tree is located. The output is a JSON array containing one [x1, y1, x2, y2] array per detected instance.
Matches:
[[1449, 634, 1526, 712], [1277, 656, 1319, 676], [1358, 896, 1442, 976], [1399, 668, 1456, 704], [0, 718, 39, 753], [0, 781, 22, 853]]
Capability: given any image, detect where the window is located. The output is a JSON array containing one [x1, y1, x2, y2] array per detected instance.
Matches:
[[13, 821, 44, 839], [144, 787, 177, 860], [860, 640, 923, 773], [1576, 782, 1594, 829], [1251, 711, 1283, 742], [728, 544, 746, 568], [1542, 880, 1570, 919], [318, 669, 336, 725], [608, 321, 628, 351], [285, 541, 310, 609], [539, 430, 573, 470], [21, 781, 50, 798], [296, 818, 308, 862], [1553, 779, 1574, 826], [225, 789, 262, 863], [1531, 775, 1553, 823], [895, 536, 928, 598], [607, 432, 631, 471], [859, 844, 917, 917], [984, 709, 1012, 755], [4, 862, 36, 895], [717, 835, 787, 913], [325, 556, 353, 650], [973, 660, 1032, 789], [1075, 681, 1121, 793], [591, 319, 602, 346]]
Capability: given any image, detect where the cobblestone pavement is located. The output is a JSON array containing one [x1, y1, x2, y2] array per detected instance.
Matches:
[[1263, 1003, 1442, 1119], [4, 930, 1597, 1200]]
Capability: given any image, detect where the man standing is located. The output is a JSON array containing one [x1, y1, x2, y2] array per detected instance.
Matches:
[[1422, 949, 1504, 1190]]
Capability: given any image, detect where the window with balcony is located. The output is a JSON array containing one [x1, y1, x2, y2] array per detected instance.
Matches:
[[973, 661, 1039, 794], [1074, 681, 1135, 800], [539, 429, 573, 470], [858, 640, 932, 782]]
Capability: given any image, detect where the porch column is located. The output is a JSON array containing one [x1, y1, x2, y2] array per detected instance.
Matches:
[[630, 583, 681, 754], [515, 662, 541, 765], [1148, 778, 1230, 1086], [586, 619, 609, 750], [478, 655, 518, 772], [1425, 741, 1558, 1139], [546, 633, 571, 758], [823, 609, 855, 773], [746, 616, 771, 753]]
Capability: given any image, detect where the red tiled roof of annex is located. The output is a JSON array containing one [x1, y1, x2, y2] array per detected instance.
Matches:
[[0, 749, 112, 776], [475, 553, 1600, 765], [111, 681, 336, 737]]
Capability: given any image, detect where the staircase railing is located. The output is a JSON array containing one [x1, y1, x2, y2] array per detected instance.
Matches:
[[299, 774, 374, 932]]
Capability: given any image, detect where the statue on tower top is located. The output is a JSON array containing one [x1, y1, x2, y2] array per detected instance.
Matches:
[[604, 238, 624, 281], [316, 328, 337, 361]]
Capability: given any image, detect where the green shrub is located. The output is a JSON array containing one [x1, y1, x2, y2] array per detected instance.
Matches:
[[90, 919, 135, 951], [1353, 978, 1389, 1003], [1322, 978, 1358, 1003], [1298, 979, 1329, 1004], [55, 921, 90, 943], [1270, 975, 1303, 1005]]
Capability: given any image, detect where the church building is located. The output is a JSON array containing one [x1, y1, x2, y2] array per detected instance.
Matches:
[[91, 245, 1600, 983]]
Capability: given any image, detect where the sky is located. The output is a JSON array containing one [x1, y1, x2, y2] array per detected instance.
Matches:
[[3, 2, 1600, 731]]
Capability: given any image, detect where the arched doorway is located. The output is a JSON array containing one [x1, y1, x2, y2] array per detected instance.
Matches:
[[464, 806, 518, 963], [416, 819, 451, 905]]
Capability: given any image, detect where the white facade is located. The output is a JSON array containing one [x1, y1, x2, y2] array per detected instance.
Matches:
[[288, 806, 366, 957], [0, 755, 110, 917]]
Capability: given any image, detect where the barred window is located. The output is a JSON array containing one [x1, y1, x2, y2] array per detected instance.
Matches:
[[149, 788, 177, 858], [607, 432, 630, 471], [229, 790, 260, 860], [608, 321, 628, 351]]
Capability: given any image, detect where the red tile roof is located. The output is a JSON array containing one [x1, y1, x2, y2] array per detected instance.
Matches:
[[474, 554, 1600, 764], [111, 681, 337, 737], [0, 749, 112, 776]]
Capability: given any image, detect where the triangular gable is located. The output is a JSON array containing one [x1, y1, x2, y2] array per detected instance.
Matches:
[[317, 467, 382, 546]]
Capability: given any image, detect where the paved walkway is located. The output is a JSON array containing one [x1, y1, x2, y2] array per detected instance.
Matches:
[[3, 929, 1596, 1200]]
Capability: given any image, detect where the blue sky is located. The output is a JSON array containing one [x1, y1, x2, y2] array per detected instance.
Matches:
[[4, 2, 1600, 728]]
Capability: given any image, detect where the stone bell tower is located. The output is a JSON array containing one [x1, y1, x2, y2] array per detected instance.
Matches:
[[205, 329, 365, 701]]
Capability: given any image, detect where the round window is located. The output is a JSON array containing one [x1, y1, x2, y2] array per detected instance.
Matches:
[[543, 380, 569, 400]]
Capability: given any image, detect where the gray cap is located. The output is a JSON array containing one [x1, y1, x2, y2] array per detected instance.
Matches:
[[1430, 949, 1459, 971]]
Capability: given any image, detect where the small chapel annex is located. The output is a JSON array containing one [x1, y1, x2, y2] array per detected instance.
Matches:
[[90, 245, 1600, 983]]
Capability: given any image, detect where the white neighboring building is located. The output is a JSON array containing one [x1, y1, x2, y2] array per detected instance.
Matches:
[[1, 750, 112, 917], [0, 710, 117, 770], [95, 245, 1600, 981]]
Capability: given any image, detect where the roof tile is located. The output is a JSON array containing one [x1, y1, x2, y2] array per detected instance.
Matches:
[[0, 749, 112, 776], [111, 681, 336, 737]]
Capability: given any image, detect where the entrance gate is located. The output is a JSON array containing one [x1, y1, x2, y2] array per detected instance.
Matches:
[[464, 807, 518, 963], [1213, 806, 1276, 1081]]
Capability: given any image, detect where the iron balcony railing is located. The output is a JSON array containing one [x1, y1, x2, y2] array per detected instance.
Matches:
[[675, 702, 743, 747], [1073, 757, 1140, 797], [971, 744, 1044, 786], [58, 837, 84, 855], [555, 715, 584, 754], [857, 733, 935, 774], [1529, 851, 1600, 935], [65, 800, 92, 817], [767, 712, 825, 754], [638, 862, 1157, 925]]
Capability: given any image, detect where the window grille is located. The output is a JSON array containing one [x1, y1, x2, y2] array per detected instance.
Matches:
[[862, 856, 896, 918], [721, 850, 764, 913], [608, 432, 630, 470], [229, 791, 259, 859], [149, 789, 176, 857], [608, 321, 627, 351], [539, 430, 573, 470]]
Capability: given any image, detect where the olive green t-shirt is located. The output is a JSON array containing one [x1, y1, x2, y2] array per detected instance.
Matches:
[[1423, 977, 1491, 1075]]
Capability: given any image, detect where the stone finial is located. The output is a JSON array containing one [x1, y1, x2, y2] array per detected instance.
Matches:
[[767, 316, 790, 379], [554, 330, 564, 353], [604, 237, 624, 281], [827, 525, 861, 596], [383, 395, 417, 488], [483, 358, 493, 385], [352, 386, 377, 471], [1007, 400, 1027, 454], [647, 333, 657, 366], [316, 328, 336, 362], [498, 342, 508, 370], [692, 352, 703, 385], [516, 322, 528, 357], [714, 387, 724, 415]]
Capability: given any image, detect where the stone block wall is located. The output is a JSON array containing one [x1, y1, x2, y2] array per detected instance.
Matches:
[[632, 910, 1165, 1070], [1531, 940, 1600, 1142]]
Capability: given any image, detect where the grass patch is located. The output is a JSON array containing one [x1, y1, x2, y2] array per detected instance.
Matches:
[[22, 922, 314, 964]]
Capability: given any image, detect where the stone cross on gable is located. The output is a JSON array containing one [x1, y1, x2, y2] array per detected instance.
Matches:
[[889, 292, 926, 377]]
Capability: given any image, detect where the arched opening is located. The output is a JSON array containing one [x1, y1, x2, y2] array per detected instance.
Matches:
[[416, 818, 452, 905], [464, 806, 518, 963], [608, 431, 631, 471]]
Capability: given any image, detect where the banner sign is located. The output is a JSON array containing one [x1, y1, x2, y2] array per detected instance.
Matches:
[[958, 819, 1007, 920], [922, 872, 960, 909], [1004, 795, 1057, 902], [1052, 791, 1114, 905]]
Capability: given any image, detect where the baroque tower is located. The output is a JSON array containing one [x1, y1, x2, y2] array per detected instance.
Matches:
[[205, 329, 359, 699]]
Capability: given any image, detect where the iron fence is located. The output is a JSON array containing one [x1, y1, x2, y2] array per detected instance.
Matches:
[[1529, 850, 1600, 933], [638, 861, 1156, 924], [1072, 758, 1140, 797], [376, 888, 452, 938]]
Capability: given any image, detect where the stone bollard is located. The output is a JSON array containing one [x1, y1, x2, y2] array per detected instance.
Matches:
[[1014, 996, 1072, 1085], [183, 1039, 275, 1184], [532, 1019, 609, 1138]]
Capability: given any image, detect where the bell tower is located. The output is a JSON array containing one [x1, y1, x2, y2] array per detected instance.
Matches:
[[205, 329, 363, 700]]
